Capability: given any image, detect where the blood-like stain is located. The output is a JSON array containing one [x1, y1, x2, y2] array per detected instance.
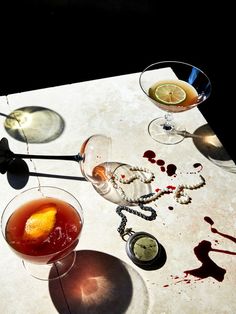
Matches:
[[157, 159, 165, 166], [204, 216, 214, 225], [143, 150, 155, 159], [193, 163, 203, 172], [184, 240, 227, 282], [166, 185, 176, 190], [183, 217, 236, 282], [143, 150, 178, 177], [143, 150, 156, 163], [166, 164, 177, 176], [165, 217, 236, 287], [204, 216, 236, 243]]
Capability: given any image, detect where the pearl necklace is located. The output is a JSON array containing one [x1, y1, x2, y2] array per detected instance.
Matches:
[[110, 166, 205, 205]]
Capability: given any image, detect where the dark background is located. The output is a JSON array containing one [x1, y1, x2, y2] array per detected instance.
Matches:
[[0, 1, 235, 161]]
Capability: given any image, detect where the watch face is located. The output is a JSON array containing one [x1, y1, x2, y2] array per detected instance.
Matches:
[[126, 232, 160, 266]]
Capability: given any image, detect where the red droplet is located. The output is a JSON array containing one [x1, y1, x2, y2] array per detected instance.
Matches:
[[150, 159, 156, 163], [193, 163, 203, 172], [166, 185, 176, 190], [143, 150, 156, 164], [204, 216, 214, 225], [157, 159, 165, 166], [143, 150, 156, 159], [166, 164, 177, 176]]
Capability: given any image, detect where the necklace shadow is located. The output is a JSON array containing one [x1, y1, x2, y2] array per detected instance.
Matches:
[[49, 250, 149, 314]]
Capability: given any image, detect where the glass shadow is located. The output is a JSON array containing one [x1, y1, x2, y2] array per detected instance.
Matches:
[[192, 124, 236, 173], [4, 106, 65, 143], [49, 250, 149, 314]]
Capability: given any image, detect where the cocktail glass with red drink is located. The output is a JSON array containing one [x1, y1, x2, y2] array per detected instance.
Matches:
[[1, 186, 83, 280]]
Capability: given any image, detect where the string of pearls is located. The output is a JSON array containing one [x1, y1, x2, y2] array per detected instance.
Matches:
[[110, 166, 205, 205], [174, 175, 205, 204], [111, 166, 155, 184]]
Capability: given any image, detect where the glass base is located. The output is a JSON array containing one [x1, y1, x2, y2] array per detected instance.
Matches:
[[148, 117, 185, 145], [22, 251, 76, 281]]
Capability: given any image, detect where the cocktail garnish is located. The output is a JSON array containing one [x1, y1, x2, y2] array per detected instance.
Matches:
[[154, 83, 186, 105], [24, 206, 57, 240], [92, 165, 107, 182]]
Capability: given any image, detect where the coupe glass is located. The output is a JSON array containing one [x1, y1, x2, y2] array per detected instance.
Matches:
[[139, 61, 211, 144], [79, 136, 152, 206], [1, 186, 83, 281], [0, 134, 112, 191], [79, 134, 112, 193]]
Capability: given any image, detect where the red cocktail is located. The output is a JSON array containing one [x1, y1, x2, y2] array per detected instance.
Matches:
[[1, 186, 83, 280]]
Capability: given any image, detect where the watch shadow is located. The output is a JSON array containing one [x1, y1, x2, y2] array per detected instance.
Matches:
[[49, 250, 149, 314]]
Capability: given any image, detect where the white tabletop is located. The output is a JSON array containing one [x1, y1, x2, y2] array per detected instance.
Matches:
[[1, 72, 236, 313]]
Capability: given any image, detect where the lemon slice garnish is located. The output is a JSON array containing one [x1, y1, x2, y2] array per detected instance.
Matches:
[[154, 83, 186, 105], [24, 206, 57, 240]]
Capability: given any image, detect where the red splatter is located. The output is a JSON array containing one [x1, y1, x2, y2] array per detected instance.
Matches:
[[183, 218, 236, 282], [143, 150, 155, 159], [165, 217, 236, 287], [193, 163, 203, 172], [204, 216, 236, 243], [204, 216, 214, 225], [157, 159, 165, 166], [166, 164, 177, 176], [143, 150, 156, 163], [166, 185, 176, 190], [184, 240, 227, 282]]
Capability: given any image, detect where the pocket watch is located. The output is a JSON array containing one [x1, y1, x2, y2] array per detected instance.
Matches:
[[125, 231, 161, 267]]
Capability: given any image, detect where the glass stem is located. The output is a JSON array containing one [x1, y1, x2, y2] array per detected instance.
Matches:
[[163, 113, 174, 131]]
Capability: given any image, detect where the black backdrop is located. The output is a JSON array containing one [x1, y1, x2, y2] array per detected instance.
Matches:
[[0, 1, 235, 161]]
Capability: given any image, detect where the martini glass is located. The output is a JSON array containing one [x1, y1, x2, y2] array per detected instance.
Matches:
[[1, 186, 83, 281], [139, 61, 211, 144]]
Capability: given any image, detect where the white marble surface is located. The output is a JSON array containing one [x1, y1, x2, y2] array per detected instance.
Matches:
[[0, 72, 236, 314]]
